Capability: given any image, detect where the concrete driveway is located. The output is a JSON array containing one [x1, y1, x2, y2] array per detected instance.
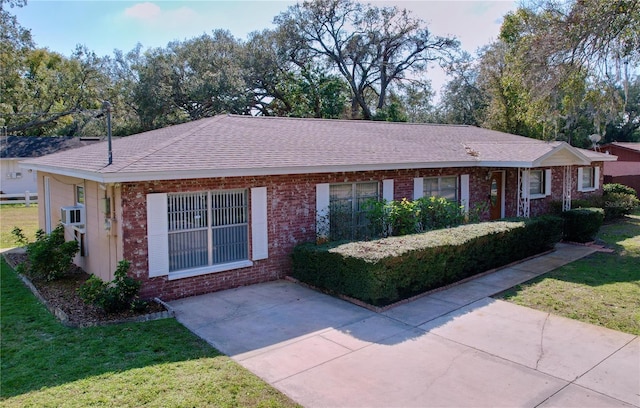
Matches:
[[170, 244, 639, 407]]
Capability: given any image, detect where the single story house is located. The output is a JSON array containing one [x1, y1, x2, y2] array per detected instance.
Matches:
[[1, 135, 100, 196], [600, 142, 640, 195], [21, 115, 616, 300]]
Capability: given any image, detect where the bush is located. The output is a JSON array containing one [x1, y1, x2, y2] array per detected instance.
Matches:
[[561, 208, 604, 243], [293, 216, 563, 307], [77, 260, 143, 313], [362, 196, 465, 239], [21, 225, 79, 281], [603, 183, 637, 196], [602, 184, 639, 219]]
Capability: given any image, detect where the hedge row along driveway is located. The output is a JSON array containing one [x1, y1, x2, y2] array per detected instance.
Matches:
[[293, 216, 563, 306]]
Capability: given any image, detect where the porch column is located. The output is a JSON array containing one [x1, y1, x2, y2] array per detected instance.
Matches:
[[562, 165, 572, 211], [517, 167, 530, 218]]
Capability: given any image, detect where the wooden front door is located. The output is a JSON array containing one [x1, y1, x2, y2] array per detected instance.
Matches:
[[489, 172, 503, 220]]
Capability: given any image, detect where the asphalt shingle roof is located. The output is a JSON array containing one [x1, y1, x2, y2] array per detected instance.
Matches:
[[1, 135, 100, 158], [21, 115, 615, 182]]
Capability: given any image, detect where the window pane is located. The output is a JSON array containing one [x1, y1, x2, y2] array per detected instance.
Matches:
[[425, 177, 458, 201], [440, 177, 458, 201], [329, 182, 379, 241], [212, 190, 246, 226], [213, 224, 248, 264], [582, 168, 594, 188], [76, 185, 85, 204], [530, 171, 543, 195], [211, 190, 248, 265], [168, 193, 207, 231], [424, 178, 439, 197], [169, 230, 208, 271]]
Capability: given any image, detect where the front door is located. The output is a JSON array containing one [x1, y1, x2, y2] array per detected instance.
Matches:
[[489, 172, 503, 220]]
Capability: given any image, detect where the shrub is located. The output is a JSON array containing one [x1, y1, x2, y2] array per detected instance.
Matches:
[[415, 196, 465, 231], [362, 196, 466, 239], [603, 183, 637, 196], [77, 260, 143, 313], [602, 183, 639, 219], [293, 215, 563, 306], [561, 208, 604, 243], [22, 225, 79, 281]]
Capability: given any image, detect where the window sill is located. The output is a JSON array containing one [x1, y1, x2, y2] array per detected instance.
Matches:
[[168, 260, 253, 281], [579, 187, 596, 192], [529, 194, 547, 200]]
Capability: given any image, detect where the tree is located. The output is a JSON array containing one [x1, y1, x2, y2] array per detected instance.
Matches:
[[438, 52, 488, 126], [245, 28, 349, 118], [274, 0, 458, 119], [167, 30, 252, 120]]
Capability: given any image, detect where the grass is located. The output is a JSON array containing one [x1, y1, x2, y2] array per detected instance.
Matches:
[[499, 211, 640, 335], [0, 259, 299, 407], [0, 204, 39, 248]]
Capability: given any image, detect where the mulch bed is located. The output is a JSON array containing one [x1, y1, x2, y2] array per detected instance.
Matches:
[[3, 252, 169, 327]]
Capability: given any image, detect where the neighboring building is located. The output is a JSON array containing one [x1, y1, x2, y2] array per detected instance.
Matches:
[[600, 142, 640, 195], [1, 135, 100, 196], [22, 115, 615, 300]]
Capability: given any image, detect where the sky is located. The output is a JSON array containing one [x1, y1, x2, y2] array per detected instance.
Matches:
[[12, 0, 518, 98]]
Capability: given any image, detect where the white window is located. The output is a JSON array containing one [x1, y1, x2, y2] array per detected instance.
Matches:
[[529, 170, 544, 196], [424, 176, 458, 201], [328, 182, 379, 240], [578, 167, 599, 192], [168, 190, 248, 273], [529, 169, 552, 199], [147, 188, 267, 279]]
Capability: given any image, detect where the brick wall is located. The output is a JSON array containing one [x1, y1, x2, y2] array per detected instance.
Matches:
[[120, 164, 603, 300]]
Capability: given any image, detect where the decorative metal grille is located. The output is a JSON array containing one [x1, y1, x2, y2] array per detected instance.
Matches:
[[517, 168, 530, 218], [167, 190, 247, 272]]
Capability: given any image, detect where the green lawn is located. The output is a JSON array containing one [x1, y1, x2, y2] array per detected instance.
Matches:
[[0, 259, 299, 407], [0, 204, 39, 248], [499, 211, 640, 335]]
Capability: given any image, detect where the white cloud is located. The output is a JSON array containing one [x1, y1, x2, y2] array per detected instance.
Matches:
[[124, 2, 162, 22], [122, 2, 200, 29], [378, 1, 517, 54]]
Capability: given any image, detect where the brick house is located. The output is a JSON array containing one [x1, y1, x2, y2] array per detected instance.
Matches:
[[21, 115, 615, 300]]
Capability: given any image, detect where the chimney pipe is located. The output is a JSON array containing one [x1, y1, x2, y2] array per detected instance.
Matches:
[[103, 101, 112, 166]]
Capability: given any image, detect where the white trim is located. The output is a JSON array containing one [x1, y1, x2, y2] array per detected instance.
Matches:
[[413, 178, 424, 200], [545, 169, 552, 197], [382, 179, 394, 202], [251, 187, 268, 260], [577, 167, 584, 192], [532, 142, 592, 167], [529, 169, 546, 200], [167, 260, 253, 281], [44, 176, 52, 233], [316, 183, 330, 238], [147, 193, 169, 277], [460, 174, 470, 214], [578, 166, 598, 192]]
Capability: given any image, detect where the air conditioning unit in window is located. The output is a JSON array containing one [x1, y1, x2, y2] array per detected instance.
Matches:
[[61, 206, 84, 226]]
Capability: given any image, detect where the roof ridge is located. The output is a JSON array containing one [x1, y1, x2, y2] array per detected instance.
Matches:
[[101, 116, 222, 172], [225, 114, 471, 128]]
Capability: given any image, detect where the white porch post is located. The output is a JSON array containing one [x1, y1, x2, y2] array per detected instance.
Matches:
[[562, 165, 572, 211], [517, 167, 531, 218]]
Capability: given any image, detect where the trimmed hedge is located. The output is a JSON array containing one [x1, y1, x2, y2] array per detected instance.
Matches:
[[292, 216, 563, 307], [561, 207, 604, 243]]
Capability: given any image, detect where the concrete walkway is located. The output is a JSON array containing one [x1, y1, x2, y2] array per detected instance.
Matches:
[[170, 243, 640, 407]]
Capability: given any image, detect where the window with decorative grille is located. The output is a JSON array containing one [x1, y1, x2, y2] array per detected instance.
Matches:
[[167, 190, 248, 273]]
